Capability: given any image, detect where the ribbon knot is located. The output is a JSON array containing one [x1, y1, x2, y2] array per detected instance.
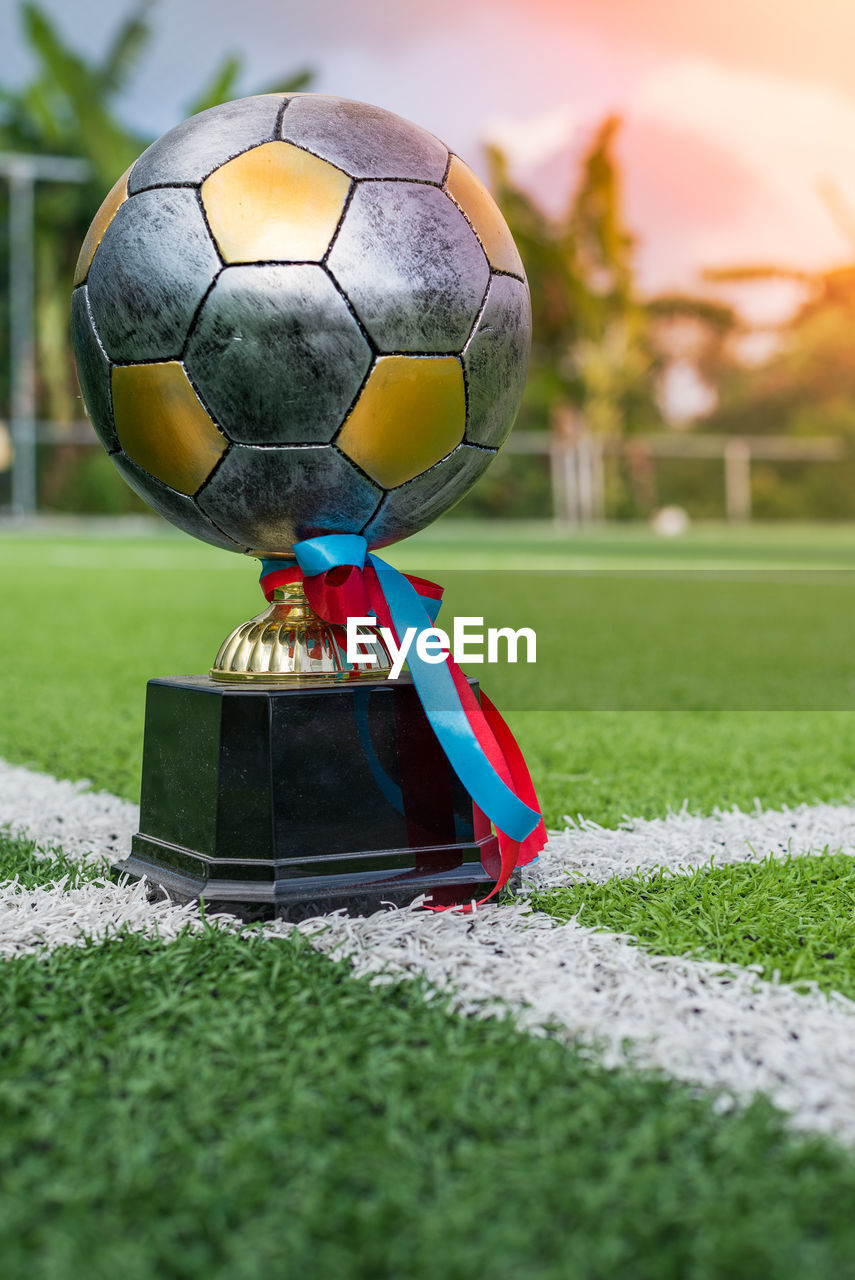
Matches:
[[260, 534, 546, 907]]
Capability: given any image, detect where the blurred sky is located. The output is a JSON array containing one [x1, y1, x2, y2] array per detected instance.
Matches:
[[4, 0, 855, 313]]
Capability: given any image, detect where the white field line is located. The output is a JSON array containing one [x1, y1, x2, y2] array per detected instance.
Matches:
[[527, 800, 855, 888], [5, 759, 855, 1140], [0, 761, 137, 866], [289, 903, 855, 1144], [0, 874, 211, 957], [5, 868, 855, 1142]]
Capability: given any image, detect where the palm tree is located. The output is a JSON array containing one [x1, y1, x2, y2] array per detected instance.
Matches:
[[698, 267, 855, 447], [488, 117, 737, 517]]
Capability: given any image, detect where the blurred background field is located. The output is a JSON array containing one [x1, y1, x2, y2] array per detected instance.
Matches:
[[4, 522, 855, 828]]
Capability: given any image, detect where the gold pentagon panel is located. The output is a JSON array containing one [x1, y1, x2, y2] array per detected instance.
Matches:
[[73, 166, 131, 286], [112, 361, 227, 495], [337, 355, 465, 488], [445, 155, 525, 278], [201, 141, 351, 263]]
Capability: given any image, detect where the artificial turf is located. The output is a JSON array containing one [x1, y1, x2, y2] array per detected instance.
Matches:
[[4, 910, 855, 1278], [512, 710, 855, 829], [0, 827, 103, 889], [534, 852, 855, 999], [3, 510, 855, 1280], [4, 523, 855, 825]]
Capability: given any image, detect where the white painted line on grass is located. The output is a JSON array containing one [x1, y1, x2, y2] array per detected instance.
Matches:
[[527, 801, 855, 889], [5, 758, 855, 1141], [0, 874, 209, 957], [0, 760, 138, 866], [3, 759, 853, 887], [289, 902, 855, 1144], [6, 860, 855, 1145]]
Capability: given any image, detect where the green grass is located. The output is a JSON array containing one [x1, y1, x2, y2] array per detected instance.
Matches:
[[440, 569, 855, 711], [13, 515, 855, 571], [5, 918, 855, 1278], [534, 853, 855, 998], [0, 827, 104, 889], [6, 525, 855, 1275], [511, 710, 855, 828], [383, 518, 855, 571], [3, 524, 855, 823]]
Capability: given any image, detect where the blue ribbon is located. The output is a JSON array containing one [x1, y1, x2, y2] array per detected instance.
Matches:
[[280, 533, 541, 844]]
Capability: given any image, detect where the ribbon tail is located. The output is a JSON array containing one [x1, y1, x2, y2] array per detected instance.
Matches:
[[442, 662, 519, 898], [478, 691, 546, 865], [445, 666, 545, 906], [364, 555, 544, 909], [287, 534, 548, 914]]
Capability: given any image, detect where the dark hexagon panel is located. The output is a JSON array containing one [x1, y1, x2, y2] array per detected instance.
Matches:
[[87, 188, 220, 363], [327, 183, 489, 353], [112, 452, 249, 553], [197, 443, 381, 554], [279, 95, 448, 182], [70, 285, 117, 452], [128, 95, 285, 194], [362, 444, 493, 548], [185, 265, 372, 445], [463, 275, 532, 448]]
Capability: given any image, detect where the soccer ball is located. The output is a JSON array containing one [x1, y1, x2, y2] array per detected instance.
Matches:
[[70, 94, 531, 556]]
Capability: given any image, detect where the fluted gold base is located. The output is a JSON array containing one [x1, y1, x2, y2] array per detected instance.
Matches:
[[210, 582, 392, 682]]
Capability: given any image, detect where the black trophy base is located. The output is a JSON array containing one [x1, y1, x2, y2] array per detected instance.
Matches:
[[113, 674, 501, 920]]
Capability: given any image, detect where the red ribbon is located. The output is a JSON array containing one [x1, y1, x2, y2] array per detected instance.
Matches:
[[261, 561, 546, 910]]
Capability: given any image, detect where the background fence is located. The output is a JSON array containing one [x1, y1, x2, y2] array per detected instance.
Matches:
[[2, 416, 851, 526], [503, 427, 849, 525]]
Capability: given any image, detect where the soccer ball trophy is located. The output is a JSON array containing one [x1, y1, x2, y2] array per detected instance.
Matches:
[[71, 94, 544, 918]]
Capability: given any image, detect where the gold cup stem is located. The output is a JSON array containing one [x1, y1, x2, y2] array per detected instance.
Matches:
[[210, 582, 392, 683]]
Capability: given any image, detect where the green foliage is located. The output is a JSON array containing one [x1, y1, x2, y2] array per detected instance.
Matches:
[[183, 54, 246, 118], [491, 120, 739, 449], [3, 914, 855, 1276], [184, 57, 313, 118], [452, 450, 552, 520], [45, 447, 148, 514], [473, 120, 745, 519], [710, 268, 855, 442], [490, 120, 664, 441], [0, 0, 314, 502], [696, 253, 855, 515], [750, 460, 855, 520], [18, 1, 146, 183], [534, 853, 855, 999], [97, 2, 154, 98]]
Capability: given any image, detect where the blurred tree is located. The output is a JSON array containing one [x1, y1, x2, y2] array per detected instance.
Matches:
[[697, 181, 855, 442], [644, 173, 855, 519], [491, 119, 735, 441], [702, 261, 855, 441], [489, 118, 659, 443], [479, 117, 737, 518], [0, 0, 312, 508]]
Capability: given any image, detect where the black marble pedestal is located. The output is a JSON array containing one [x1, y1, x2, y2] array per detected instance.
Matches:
[[113, 674, 501, 920]]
